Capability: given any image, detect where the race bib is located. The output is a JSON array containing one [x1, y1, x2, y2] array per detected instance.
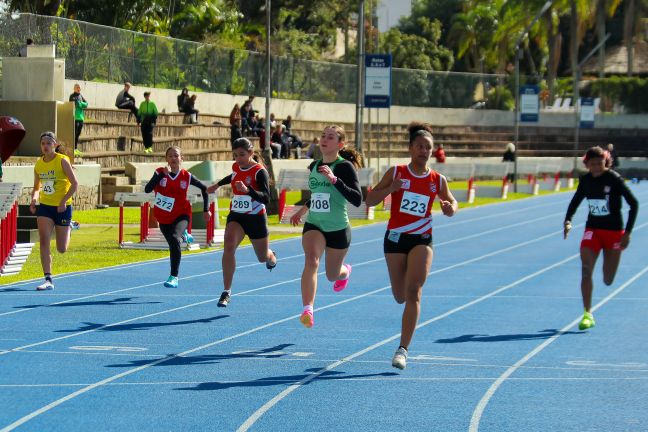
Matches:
[[587, 199, 610, 216], [310, 193, 331, 213], [42, 181, 55, 195], [231, 194, 252, 213], [154, 193, 175, 212], [399, 191, 430, 217]]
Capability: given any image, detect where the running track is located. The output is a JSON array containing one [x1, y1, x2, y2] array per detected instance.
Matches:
[[1, 184, 647, 431]]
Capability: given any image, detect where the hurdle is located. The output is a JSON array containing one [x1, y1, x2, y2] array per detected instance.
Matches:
[[0, 182, 33, 276], [115, 189, 222, 250]]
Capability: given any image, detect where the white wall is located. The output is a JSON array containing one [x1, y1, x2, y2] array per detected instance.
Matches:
[[66, 79, 648, 129]]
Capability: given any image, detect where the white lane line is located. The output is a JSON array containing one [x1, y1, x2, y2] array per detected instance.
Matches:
[[4, 376, 648, 389], [468, 263, 648, 432], [0, 226, 571, 431], [235, 253, 578, 431]]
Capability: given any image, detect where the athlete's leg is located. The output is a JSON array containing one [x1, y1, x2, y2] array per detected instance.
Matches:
[[324, 247, 350, 282], [301, 230, 326, 306], [601, 249, 622, 286], [222, 221, 245, 291], [54, 224, 71, 253], [37, 217, 55, 274], [580, 247, 600, 312], [399, 245, 433, 350], [250, 236, 275, 265], [385, 253, 408, 304], [159, 218, 188, 277]]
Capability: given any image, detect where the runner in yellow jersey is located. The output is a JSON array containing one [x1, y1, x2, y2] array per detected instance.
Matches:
[[29, 132, 78, 291]]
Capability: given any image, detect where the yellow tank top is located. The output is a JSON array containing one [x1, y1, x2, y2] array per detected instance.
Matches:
[[34, 153, 72, 206]]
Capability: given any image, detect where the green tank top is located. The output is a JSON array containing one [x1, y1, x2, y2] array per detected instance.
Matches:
[[305, 157, 349, 232]]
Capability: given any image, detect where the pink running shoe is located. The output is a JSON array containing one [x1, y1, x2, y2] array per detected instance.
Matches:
[[300, 310, 314, 328], [333, 264, 352, 292]]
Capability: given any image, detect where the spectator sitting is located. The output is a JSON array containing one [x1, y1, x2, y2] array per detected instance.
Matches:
[[18, 38, 34, 57], [265, 125, 282, 159], [230, 118, 243, 145], [272, 124, 291, 159], [180, 94, 199, 123], [115, 82, 139, 123], [283, 115, 293, 133], [241, 102, 253, 134], [177, 88, 189, 112], [433, 143, 446, 163], [285, 131, 304, 158]]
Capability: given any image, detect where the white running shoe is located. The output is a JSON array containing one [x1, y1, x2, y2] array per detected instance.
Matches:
[[392, 347, 408, 370], [36, 280, 54, 291]]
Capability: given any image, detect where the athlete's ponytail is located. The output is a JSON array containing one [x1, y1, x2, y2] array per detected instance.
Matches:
[[325, 125, 362, 169]]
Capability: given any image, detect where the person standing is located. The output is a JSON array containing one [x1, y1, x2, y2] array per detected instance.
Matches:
[[433, 142, 446, 163], [607, 143, 619, 170], [69, 83, 88, 157], [564, 146, 638, 330], [29, 132, 78, 291], [206, 137, 277, 307], [144, 146, 210, 288], [289, 125, 363, 328], [139, 91, 158, 154], [366, 122, 458, 370]]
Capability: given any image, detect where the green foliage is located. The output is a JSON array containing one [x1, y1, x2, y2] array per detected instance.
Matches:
[[589, 76, 648, 113], [485, 85, 514, 110]]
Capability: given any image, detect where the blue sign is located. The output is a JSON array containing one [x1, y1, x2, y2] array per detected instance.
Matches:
[[579, 98, 595, 128], [365, 54, 392, 108], [520, 85, 539, 122]]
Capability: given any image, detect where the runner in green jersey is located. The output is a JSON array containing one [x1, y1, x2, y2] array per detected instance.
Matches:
[[290, 125, 363, 328]]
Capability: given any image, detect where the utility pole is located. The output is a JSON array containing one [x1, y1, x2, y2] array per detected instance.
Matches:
[[355, 0, 365, 152]]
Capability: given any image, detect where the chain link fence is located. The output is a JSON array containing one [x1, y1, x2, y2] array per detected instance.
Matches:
[[0, 13, 508, 108]]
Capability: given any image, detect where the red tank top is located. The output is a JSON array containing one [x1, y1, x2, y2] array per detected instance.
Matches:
[[230, 162, 266, 215], [386, 165, 442, 235], [153, 168, 192, 224]]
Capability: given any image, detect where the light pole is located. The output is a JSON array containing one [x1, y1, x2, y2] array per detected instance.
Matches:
[[264, 0, 271, 154], [355, 0, 365, 152], [513, 0, 553, 192]]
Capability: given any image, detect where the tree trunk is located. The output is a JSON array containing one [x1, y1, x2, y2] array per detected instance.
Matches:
[[597, 0, 606, 78], [570, 0, 579, 101], [624, 0, 636, 76]]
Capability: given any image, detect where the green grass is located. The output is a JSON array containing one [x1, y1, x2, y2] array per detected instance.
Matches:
[[1, 183, 570, 284]]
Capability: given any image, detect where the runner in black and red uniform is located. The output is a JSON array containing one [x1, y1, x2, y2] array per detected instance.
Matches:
[[366, 122, 458, 370], [207, 137, 276, 307], [144, 146, 210, 288], [564, 146, 639, 330]]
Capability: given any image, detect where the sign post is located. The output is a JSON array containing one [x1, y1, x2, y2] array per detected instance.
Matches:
[[365, 54, 392, 171]]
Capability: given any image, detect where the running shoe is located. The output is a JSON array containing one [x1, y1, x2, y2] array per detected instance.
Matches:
[[299, 310, 314, 328], [217, 291, 231, 307], [73, 149, 83, 157], [578, 311, 596, 330], [36, 280, 54, 291], [182, 230, 194, 244], [164, 276, 178, 288], [266, 249, 277, 271], [332, 264, 352, 292], [392, 347, 408, 370], [70, 221, 81, 230]]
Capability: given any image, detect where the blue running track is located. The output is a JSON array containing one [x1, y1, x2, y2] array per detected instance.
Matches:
[[1, 184, 647, 431]]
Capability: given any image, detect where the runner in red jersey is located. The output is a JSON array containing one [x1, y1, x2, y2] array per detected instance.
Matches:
[[144, 146, 210, 288], [366, 122, 458, 370], [207, 138, 276, 307], [564, 146, 638, 330]]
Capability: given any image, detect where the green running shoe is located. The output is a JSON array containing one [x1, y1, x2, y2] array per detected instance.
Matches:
[[578, 311, 595, 330], [164, 275, 178, 288]]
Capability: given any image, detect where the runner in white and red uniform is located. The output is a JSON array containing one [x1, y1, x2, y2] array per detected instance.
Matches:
[[366, 122, 458, 370], [145, 146, 210, 288], [564, 146, 639, 331], [207, 137, 276, 308]]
